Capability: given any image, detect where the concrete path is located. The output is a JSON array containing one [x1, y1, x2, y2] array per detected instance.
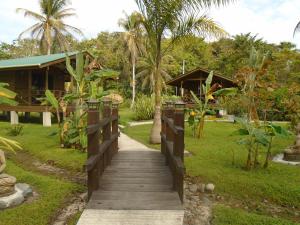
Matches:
[[77, 133, 184, 225]]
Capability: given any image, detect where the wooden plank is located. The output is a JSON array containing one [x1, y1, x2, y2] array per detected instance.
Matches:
[[100, 177, 172, 185], [87, 199, 182, 210], [77, 210, 184, 225], [99, 183, 173, 192], [91, 191, 179, 201]]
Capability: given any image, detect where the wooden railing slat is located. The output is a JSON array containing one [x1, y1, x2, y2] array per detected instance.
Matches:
[[161, 103, 185, 203], [86, 101, 119, 200]]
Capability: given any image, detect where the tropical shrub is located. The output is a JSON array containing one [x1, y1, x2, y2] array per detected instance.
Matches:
[[7, 125, 23, 136], [133, 95, 155, 121], [233, 117, 290, 170]]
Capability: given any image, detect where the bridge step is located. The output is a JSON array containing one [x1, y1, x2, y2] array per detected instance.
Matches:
[[77, 210, 184, 225]]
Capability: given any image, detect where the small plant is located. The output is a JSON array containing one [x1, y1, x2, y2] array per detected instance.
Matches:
[[233, 117, 290, 170], [7, 125, 23, 136], [133, 95, 155, 121]]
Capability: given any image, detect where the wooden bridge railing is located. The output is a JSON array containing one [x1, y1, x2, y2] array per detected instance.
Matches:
[[85, 100, 119, 199], [161, 101, 185, 202]]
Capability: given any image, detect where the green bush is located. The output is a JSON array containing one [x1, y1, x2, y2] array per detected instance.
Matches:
[[7, 125, 23, 136], [133, 95, 154, 121]]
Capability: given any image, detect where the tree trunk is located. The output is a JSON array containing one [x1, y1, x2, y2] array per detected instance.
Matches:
[[197, 115, 205, 139], [264, 137, 273, 169], [150, 62, 162, 144], [130, 61, 136, 109]]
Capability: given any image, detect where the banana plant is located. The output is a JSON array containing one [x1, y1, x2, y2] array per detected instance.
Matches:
[[0, 83, 21, 173], [190, 71, 237, 138], [0, 83, 17, 106], [234, 117, 290, 170]]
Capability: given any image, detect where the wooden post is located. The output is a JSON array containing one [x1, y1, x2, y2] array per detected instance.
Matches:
[[102, 100, 112, 168], [174, 103, 185, 161], [28, 70, 32, 105], [45, 67, 49, 90], [112, 103, 119, 155], [161, 103, 166, 155], [87, 100, 100, 200], [165, 101, 174, 166]]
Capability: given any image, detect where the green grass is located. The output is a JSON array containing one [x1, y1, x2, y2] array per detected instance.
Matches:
[[119, 106, 135, 126], [123, 122, 300, 224], [0, 160, 82, 225], [0, 122, 85, 172], [213, 205, 299, 225]]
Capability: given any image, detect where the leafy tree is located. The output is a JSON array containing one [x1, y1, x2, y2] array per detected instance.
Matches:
[[16, 0, 82, 54], [119, 12, 144, 108], [135, 0, 231, 144]]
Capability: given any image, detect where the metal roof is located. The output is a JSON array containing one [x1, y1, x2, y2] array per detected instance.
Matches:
[[0, 52, 78, 70]]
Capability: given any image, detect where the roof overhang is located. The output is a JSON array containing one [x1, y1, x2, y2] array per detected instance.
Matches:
[[167, 67, 235, 87], [0, 51, 93, 72]]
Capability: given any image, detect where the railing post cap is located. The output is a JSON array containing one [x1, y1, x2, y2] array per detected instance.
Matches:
[[102, 99, 112, 107], [112, 102, 119, 109], [87, 99, 100, 110], [165, 101, 175, 108], [175, 101, 185, 111]]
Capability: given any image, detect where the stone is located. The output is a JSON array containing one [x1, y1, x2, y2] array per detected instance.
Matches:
[[199, 183, 206, 193], [205, 183, 215, 193], [15, 183, 33, 198], [189, 184, 198, 193], [0, 186, 24, 209], [0, 174, 17, 197]]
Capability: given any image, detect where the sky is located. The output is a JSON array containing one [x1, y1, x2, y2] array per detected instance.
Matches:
[[0, 0, 300, 47]]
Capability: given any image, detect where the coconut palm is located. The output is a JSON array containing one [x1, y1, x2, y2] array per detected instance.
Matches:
[[294, 20, 300, 37], [135, 0, 232, 143], [136, 53, 173, 92], [119, 12, 144, 108], [16, 0, 83, 55]]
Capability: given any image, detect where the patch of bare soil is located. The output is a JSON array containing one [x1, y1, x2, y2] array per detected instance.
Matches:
[[52, 193, 87, 225], [184, 177, 213, 225], [8, 151, 86, 185]]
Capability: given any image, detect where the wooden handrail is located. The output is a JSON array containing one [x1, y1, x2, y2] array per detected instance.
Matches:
[[86, 100, 119, 200], [161, 102, 185, 203]]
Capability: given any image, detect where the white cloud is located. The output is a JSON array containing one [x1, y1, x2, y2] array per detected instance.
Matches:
[[0, 0, 299, 47]]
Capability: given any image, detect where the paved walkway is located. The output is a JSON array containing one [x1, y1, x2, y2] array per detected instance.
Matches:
[[77, 133, 184, 225]]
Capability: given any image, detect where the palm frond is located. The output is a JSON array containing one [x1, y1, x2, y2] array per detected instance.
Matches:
[[294, 20, 300, 37], [16, 8, 45, 21]]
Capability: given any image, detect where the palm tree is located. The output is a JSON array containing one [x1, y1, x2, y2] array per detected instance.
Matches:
[[17, 0, 83, 55], [119, 12, 144, 108], [135, 0, 233, 144], [294, 20, 300, 37], [136, 53, 173, 92]]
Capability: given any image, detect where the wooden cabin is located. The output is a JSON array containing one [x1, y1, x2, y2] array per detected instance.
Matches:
[[0, 52, 88, 126], [167, 67, 236, 103]]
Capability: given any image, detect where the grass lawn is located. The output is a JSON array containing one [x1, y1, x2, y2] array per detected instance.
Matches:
[[119, 106, 135, 126], [123, 122, 300, 225], [0, 122, 86, 172], [0, 160, 82, 225]]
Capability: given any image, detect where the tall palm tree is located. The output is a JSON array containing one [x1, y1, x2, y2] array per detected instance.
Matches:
[[17, 0, 83, 55], [135, 0, 233, 144], [119, 12, 144, 108], [136, 53, 173, 92]]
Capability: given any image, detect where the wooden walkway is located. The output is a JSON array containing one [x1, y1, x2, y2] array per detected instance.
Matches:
[[77, 101, 185, 225], [77, 134, 184, 225]]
